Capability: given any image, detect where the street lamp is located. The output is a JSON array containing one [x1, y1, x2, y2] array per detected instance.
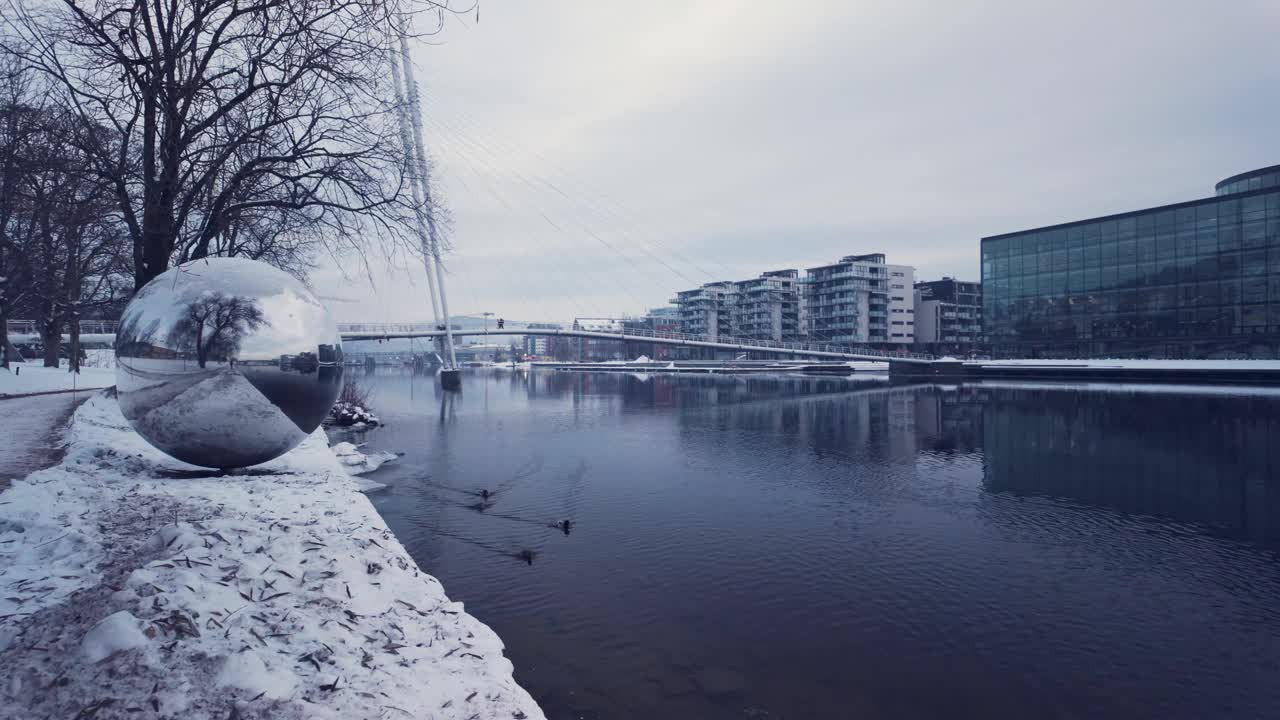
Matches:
[[482, 311, 494, 337]]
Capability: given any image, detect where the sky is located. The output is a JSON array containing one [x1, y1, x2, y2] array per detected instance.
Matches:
[[313, 0, 1280, 324]]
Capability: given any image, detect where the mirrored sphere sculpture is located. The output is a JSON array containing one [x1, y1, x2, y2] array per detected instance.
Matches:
[[115, 258, 345, 468]]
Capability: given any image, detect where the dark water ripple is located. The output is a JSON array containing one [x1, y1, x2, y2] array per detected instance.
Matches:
[[342, 370, 1280, 720]]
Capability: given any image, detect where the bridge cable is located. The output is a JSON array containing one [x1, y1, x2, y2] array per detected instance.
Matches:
[[422, 115, 630, 319], [423, 131, 600, 322], [422, 115, 652, 316], [418, 100, 710, 293], [421, 113, 667, 313], [425, 127, 610, 321], [419, 87, 750, 286]]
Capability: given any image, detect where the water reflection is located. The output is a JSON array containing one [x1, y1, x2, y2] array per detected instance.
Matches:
[[356, 371, 1280, 720], [512, 373, 1280, 545], [982, 387, 1280, 544], [115, 258, 344, 468]]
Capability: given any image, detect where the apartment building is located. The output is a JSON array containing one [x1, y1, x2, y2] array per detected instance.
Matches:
[[886, 264, 916, 344], [673, 255, 917, 347], [914, 278, 983, 352], [731, 270, 804, 342], [804, 253, 892, 344]]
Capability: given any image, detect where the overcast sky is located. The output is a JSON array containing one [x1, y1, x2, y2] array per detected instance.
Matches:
[[313, 0, 1280, 324]]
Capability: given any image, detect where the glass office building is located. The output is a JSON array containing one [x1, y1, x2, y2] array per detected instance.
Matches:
[[982, 165, 1280, 358]]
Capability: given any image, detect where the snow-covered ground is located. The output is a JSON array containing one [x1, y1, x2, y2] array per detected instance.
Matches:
[[83, 348, 117, 369], [0, 362, 115, 397], [332, 441, 397, 477], [976, 380, 1280, 397], [0, 391, 544, 720], [971, 358, 1280, 369]]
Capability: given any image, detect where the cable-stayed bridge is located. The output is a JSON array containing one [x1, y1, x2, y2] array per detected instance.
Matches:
[[337, 323, 934, 364], [5, 319, 934, 363]]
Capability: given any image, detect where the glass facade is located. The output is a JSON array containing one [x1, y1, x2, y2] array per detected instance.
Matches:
[[1216, 166, 1280, 197], [983, 172, 1280, 358]]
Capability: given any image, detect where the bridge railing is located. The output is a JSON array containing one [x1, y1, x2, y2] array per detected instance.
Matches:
[[338, 322, 444, 333], [7, 319, 120, 335], [615, 326, 934, 361], [339, 322, 934, 361]]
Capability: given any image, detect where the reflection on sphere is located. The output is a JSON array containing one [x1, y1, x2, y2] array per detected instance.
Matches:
[[115, 257, 344, 468]]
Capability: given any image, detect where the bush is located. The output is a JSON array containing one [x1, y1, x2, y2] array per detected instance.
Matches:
[[338, 376, 372, 407], [328, 402, 381, 428], [327, 377, 380, 428]]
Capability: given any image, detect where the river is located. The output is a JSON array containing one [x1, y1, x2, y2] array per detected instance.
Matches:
[[336, 368, 1280, 720]]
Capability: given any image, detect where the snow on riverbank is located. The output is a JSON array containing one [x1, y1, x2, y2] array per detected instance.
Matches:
[[971, 358, 1280, 369], [0, 362, 114, 397], [0, 391, 543, 720], [332, 442, 397, 477]]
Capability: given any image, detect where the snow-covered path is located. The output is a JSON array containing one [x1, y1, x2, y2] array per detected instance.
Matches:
[[0, 392, 544, 720], [0, 391, 91, 488], [0, 363, 114, 398]]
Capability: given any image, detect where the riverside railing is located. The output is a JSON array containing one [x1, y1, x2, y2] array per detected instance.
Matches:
[[7, 319, 121, 335]]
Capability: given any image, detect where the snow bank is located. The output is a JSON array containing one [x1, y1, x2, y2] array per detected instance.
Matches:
[[0, 363, 114, 397], [845, 361, 889, 372], [83, 348, 116, 369], [974, 358, 1280, 369], [331, 441, 397, 477], [81, 611, 150, 663], [0, 391, 544, 720]]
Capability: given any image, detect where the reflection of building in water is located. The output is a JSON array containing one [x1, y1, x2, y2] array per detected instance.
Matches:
[[981, 389, 1280, 545], [913, 387, 987, 453]]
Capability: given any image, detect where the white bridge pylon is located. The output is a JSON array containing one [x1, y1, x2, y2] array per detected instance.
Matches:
[[338, 326, 935, 364]]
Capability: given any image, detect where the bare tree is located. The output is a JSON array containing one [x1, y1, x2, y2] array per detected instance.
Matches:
[[0, 60, 130, 369], [168, 292, 267, 367], [0, 56, 40, 369], [3, 0, 464, 290]]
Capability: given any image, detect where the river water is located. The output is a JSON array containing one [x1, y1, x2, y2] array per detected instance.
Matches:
[[340, 368, 1280, 720]]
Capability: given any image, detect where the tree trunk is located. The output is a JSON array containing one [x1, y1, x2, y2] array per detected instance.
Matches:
[[68, 312, 81, 374], [65, 238, 81, 374], [138, 213, 174, 290], [0, 308, 8, 371], [0, 246, 7, 370], [40, 305, 61, 368], [195, 325, 207, 368]]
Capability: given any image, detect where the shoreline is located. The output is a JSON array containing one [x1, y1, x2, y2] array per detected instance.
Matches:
[[0, 390, 544, 719]]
